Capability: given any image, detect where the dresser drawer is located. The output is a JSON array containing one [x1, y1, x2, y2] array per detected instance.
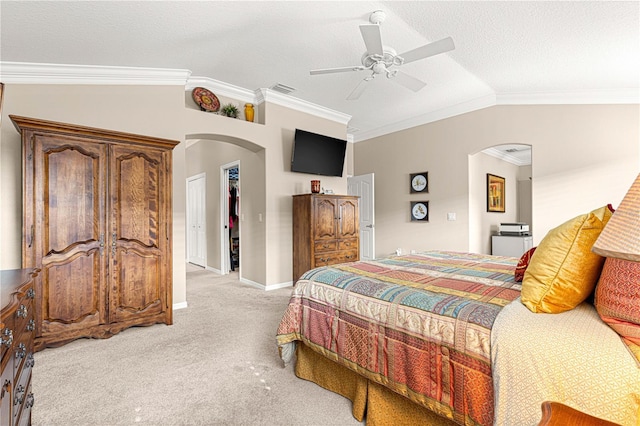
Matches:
[[338, 250, 359, 263], [314, 253, 338, 267], [16, 382, 33, 426], [0, 363, 12, 426], [13, 354, 33, 425], [1, 317, 14, 372], [338, 239, 358, 251], [314, 240, 337, 253]]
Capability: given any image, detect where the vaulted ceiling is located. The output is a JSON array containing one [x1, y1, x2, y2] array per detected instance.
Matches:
[[1, 1, 638, 142]]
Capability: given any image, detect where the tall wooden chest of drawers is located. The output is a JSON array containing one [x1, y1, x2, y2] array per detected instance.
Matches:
[[1, 269, 38, 426], [292, 194, 359, 283]]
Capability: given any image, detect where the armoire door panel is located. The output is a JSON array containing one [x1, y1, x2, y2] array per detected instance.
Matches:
[[110, 145, 168, 324], [42, 145, 103, 255], [313, 198, 337, 240], [112, 249, 162, 320], [41, 250, 105, 332], [114, 151, 162, 248], [338, 200, 359, 239], [32, 135, 108, 341]]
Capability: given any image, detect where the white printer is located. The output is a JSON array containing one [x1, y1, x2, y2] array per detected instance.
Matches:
[[499, 222, 530, 235]]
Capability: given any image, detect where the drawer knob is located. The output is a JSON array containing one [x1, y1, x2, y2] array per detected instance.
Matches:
[[26, 319, 35, 332], [27, 288, 35, 299], [17, 304, 28, 318], [25, 392, 34, 409], [1, 328, 13, 347], [13, 385, 25, 406], [26, 353, 35, 368], [16, 343, 26, 359]]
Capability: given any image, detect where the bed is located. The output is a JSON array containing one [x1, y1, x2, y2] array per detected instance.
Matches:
[[276, 250, 640, 426]]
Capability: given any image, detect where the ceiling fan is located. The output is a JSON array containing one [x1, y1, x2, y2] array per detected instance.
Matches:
[[310, 10, 455, 100]]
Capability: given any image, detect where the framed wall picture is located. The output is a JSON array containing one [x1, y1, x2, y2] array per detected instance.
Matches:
[[410, 172, 428, 193], [411, 201, 429, 221], [487, 173, 505, 212]]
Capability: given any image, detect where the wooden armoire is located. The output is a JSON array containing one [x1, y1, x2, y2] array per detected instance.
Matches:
[[292, 194, 359, 282], [11, 115, 178, 350]]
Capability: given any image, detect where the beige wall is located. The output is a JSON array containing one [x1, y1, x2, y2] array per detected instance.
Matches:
[[354, 104, 639, 257], [0, 84, 352, 307]]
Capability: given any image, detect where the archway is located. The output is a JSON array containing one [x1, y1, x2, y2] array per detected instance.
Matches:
[[185, 133, 266, 284], [468, 144, 532, 255]]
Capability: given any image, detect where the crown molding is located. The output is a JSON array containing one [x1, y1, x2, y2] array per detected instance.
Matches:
[[496, 88, 640, 105], [0, 62, 351, 126], [0, 61, 191, 85], [256, 89, 351, 125], [482, 146, 531, 166]]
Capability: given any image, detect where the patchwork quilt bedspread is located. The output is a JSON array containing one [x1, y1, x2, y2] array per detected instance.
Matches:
[[276, 251, 521, 426]]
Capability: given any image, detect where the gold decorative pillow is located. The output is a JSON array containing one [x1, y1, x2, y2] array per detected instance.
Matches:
[[521, 205, 613, 313]]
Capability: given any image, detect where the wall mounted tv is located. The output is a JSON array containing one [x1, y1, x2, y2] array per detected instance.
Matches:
[[291, 128, 347, 177]]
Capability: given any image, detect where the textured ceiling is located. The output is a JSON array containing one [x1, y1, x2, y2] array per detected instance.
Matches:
[[1, 1, 638, 141]]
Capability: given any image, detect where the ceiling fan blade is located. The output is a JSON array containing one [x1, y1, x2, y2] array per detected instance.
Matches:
[[399, 36, 455, 64], [359, 24, 383, 55], [392, 71, 427, 92], [347, 78, 371, 100], [310, 66, 366, 75]]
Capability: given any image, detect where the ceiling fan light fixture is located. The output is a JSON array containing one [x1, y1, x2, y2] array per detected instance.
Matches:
[[369, 10, 386, 25], [310, 11, 453, 100]]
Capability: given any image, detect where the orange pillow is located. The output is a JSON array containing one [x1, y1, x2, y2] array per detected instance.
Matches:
[[521, 205, 613, 313], [514, 247, 536, 282], [594, 257, 640, 364]]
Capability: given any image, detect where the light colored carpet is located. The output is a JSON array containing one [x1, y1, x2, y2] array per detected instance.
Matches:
[[32, 265, 362, 425]]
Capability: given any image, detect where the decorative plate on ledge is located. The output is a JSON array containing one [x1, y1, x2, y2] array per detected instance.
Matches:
[[192, 87, 220, 112]]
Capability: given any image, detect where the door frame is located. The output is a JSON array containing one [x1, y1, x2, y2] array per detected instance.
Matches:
[[220, 160, 240, 275], [186, 173, 206, 267], [348, 173, 375, 260]]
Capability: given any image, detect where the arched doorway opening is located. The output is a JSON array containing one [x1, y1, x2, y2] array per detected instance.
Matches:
[[468, 144, 532, 255]]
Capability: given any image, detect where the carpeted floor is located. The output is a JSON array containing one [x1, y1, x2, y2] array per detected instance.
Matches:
[[32, 265, 362, 425]]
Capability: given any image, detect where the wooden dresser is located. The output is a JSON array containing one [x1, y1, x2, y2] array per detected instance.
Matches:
[[1, 269, 38, 426], [292, 194, 359, 283], [12, 115, 178, 350]]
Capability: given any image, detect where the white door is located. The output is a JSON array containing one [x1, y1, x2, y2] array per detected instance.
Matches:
[[348, 173, 375, 260], [187, 174, 206, 267]]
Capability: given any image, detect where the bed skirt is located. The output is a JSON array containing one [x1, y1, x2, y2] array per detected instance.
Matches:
[[294, 342, 457, 426]]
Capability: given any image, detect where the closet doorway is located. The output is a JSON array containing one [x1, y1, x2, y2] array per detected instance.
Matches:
[[220, 161, 240, 274], [187, 173, 206, 267]]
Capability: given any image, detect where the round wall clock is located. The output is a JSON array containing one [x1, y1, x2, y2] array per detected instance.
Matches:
[[410, 172, 428, 193], [411, 201, 429, 221]]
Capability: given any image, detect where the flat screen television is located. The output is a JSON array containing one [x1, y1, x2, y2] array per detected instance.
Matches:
[[291, 128, 347, 177]]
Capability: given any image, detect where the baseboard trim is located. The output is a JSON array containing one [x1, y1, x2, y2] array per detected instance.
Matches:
[[173, 301, 188, 310], [265, 281, 294, 291], [239, 277, 265, 290], [205, 265, 222, 275]]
